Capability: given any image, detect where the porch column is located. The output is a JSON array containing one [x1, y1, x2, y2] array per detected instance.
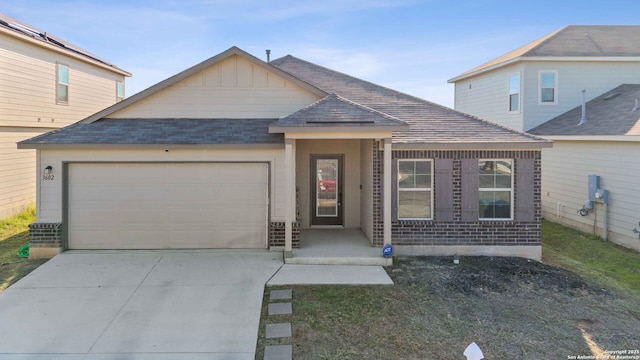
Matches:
[[284, 138, 293, 255], [383, 137, 392, 245]]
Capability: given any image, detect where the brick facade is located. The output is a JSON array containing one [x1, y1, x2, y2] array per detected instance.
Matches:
[[269, 221, 301, 248], [28, 222, 63, 248], [372, 143, 542, 247]]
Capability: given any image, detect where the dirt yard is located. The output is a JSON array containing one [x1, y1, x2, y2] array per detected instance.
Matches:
[[264, 256, 640, 359]]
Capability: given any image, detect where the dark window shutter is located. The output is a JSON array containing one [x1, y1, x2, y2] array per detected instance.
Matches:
[[516, 158, 535, 222], [434, 159, 454, 222], [391, 159, 398, 221], [461, 158, 479, 221]]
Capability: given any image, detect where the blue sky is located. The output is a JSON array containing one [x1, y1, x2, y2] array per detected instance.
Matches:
[[2, 0, 639, 107]]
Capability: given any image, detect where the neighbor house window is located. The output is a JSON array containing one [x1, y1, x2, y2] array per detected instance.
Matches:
[[478, 159, 513, 219], [116, 81, 125, 102], [539, 71, 557, 104], [509, 74, 520, 112], [398, 160, 432, 219], [56, 63, 69, 103]]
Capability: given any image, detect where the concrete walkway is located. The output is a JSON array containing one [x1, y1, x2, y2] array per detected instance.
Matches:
[[267, 264, 394, 285], [0, 250, 283, 360]]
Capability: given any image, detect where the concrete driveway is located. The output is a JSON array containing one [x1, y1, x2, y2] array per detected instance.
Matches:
[[0, 250, 283, 360]]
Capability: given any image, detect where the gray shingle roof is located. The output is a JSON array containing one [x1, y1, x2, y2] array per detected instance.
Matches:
[[529, 84, 640, 136], [450, 25, 640, 82], [271, 93, 408, 128], [21, 119, 283, 145], [20, 47, 548, 148], [271, 55, 547, 144]]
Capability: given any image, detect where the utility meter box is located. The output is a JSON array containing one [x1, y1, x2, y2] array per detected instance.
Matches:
[[595, 189, 609, 204], [588, 175, 600, 202]]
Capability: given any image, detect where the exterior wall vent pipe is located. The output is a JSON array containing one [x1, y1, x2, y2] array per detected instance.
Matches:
[[577, 90, 587, 126]]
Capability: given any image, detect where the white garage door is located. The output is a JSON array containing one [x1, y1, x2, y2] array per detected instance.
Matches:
[[68, 163, 268, 249]]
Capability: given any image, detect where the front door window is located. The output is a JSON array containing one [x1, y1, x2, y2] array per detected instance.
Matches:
[[311, 155, 343, 225]]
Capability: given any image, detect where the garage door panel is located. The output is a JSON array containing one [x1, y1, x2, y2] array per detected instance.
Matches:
[[217, 207, 266, 224], [169, 209, 218, 226], [216, 185, 267, 205], [68, 163, 268, 249], [115, 231, 170, 249], [69, 209, 118, 230], [163, 186, 218, 205]]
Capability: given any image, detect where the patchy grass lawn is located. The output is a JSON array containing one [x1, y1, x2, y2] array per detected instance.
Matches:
[[257, 221, 640, 359], [542, 219, 640, 296], [0, 207, 48, 292]]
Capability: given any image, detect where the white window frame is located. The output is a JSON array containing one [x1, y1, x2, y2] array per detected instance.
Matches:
[[116, 81, 125, 102], [397, 159, 433, 220], [478, 159, 513, 220], [56, 63, 69, 104], [538, 70, 558, 105], [508, 73, 521, 113]]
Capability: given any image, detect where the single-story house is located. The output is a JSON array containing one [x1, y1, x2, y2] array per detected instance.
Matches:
[[19, 47, 550, 261], [530, 84, 640, 251]]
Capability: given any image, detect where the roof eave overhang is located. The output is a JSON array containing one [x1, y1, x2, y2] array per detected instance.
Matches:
[[17, 143, 284, 150], [0, 27, 131, 77], [392, 141, 553, 150], [540, 135, 640, 142], [449, 56, 640, 83]]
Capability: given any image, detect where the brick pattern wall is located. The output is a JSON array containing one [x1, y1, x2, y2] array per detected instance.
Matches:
[[269, 221, 300, 248], [29, 223, 63, 248], [372, 147, 542, 247]]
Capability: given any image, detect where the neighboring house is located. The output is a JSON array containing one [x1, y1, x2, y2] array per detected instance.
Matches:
[[448, 26, 640, 132], [529, 84, 640, 250], [0, 13, 130, 218], [19, 47, 550, 261]]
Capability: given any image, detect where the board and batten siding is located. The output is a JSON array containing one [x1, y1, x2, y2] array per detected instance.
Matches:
[[454, 63, 525, 132], [522, 61, 640, 131], [0, 33, 126, 129], [35, 148, 287, 224], [541, 140, 640, 250], [110, 54, 320, 119]]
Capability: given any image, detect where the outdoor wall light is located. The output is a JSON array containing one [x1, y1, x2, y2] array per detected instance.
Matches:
[[44, 166, 53, 174]]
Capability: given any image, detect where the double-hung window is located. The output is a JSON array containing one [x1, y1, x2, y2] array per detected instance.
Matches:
[[508, 74, 520, 112], [398, 160, 432, 219], [478, 159, 513, 219], [56, 63, 69, 104], [539, 71, 557, 104], [116, 81, 125, 102]]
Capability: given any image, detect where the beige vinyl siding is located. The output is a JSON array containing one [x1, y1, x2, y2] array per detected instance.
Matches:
[[454, 63, 525, 131], [296, 139, 361, 228], [0, 128, 50, 218], [36, 148, 286, 224], [522, 61, 640, 131], [0, 33, 125, 129], [360, 139, 373, 242], [541, 140, 640, 250], [110, 55, 320, 119]]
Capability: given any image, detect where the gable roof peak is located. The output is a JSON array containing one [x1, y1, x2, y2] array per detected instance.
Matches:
[[80, 47, 326, 124], [449, 25, 640, 82]]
